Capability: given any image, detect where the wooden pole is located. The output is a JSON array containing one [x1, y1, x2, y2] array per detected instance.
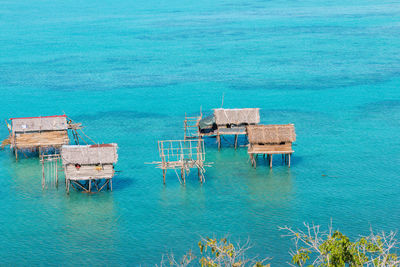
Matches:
[[88, 179, 91, 192], [55, 158, 58, 189], [234, 134, 238, 149], [41, 157, 45, 189], [181, 168, 185, 184], [198, 168, 201, 181], [98, 179, 109, 192], [288, 154, 291, 168], [66, 179, 70, 194], [110, 178, 113, 191], [163, 169, 166, 184], [93, 180, 100, 191], [184, 113, 187, 140], [217, 134, 221, 150], [269, 154, 273, 168], [15, 148, 18, 161]]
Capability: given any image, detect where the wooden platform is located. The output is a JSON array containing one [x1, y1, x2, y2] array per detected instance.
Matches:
[[156, 139, 207, 184], [248, 143, 294, 168]]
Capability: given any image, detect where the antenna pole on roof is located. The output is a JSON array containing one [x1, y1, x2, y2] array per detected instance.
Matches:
[[221, 93, 224, 108]]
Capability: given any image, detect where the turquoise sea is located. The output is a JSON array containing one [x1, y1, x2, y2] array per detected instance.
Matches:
[[1, 0, 400, 265]]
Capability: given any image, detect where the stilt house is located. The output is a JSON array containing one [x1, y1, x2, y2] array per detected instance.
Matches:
[[247, 124, 296, 168], [6, 115, 70, 159], [185, 108, 260, 149], [61, 144, 118, 193]]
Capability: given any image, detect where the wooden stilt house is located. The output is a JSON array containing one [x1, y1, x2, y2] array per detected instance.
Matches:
[[61, 144, 118, 193], [247, 124, 296, 168], [156, 139, 207, 184], [2, 115, 81, 160], [184, 108, 260, 149]]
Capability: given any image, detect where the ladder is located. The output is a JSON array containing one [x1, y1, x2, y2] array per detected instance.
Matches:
[[184, 113, 202, 140]]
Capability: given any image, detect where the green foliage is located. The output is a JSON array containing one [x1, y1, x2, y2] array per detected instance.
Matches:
[[284, 225, 400, 267], [198, 237, 268, 267], [160, 223, 399, 267], [291, 247, 311, 266]]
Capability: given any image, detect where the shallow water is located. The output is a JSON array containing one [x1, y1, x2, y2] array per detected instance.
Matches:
[[1, 0, 400, 265]]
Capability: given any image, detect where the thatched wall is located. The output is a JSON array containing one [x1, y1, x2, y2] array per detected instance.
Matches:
[[11, 115, 68, 133], [61, 144, 118, 165], [213, 108, 260, 125], [65, 164, 114, 180], [247, 124, 296, 144], [14, 131, 69, 148]]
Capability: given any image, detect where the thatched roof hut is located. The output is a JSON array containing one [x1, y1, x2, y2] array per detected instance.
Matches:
[[11, 115, 68, 133], [61, 144, 118, 192], [247, 124, 296, 168], [213, 108, 260, 126], [247, 124, 296, 144], [61, 144, 118, 165], [193, 108, 261, 149], [9, 115, 70, 151]]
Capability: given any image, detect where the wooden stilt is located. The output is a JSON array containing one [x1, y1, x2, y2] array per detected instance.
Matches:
[[234, 134, 238, 149], [288, 154, 291, 168], [88, 179, 91, 192], [110, 178, 113, 191], [269, 154, 273, 168], [254, 154, 257, 168], [217, 134, 221, 150], [15, 148, 18, 161], [41, 158, 45, 189], [181, 168, 185, 184], [263, 154, 265, 160], [66, 179, 70, 194], [55, 158, 58, 189], [163, 169, 166, 184]]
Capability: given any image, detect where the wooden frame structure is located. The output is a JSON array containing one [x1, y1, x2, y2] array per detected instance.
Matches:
[[40, 153, 61, 189], [247, 124, 296, 168], [184, 114, 202, 140], [61, 144, 118, 193], [184, 108, 260, 149], [156, 139, 206, 184]]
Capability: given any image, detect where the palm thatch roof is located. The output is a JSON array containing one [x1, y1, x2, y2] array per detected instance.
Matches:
[[213, 108, 260, 125], [15, 131, 69, 148], [61, 144, 118, 165], [247, 124, 296, 144], [11, 115, 68, 133]]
